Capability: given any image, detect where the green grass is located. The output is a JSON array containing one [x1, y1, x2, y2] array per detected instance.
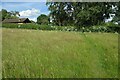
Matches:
[[0, 28, 2, 79], [2, 28, 118, 78]]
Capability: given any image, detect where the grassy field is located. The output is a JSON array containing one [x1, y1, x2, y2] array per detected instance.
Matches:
[[2, 28, 118, 78]]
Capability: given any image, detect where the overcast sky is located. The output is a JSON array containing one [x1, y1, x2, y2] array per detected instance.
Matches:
[[1, 2, 50, 22]]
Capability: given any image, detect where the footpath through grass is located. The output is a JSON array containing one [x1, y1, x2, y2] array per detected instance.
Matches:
[[2, 28, 118, 78]]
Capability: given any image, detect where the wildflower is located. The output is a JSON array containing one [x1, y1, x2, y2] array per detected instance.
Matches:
[[65, 27, 67, 29], [93, 26, 96, 29], [83, 32, 86, 34], [82, 27, 85, 29], [67, 29, 70, 31], [89, 31, 91, 33], [115, 32, 118, 34], [71, 27, 74, 29], [75, 29, 77, 31], [87, 29, 89, 31], [18, 25, 21, 28]]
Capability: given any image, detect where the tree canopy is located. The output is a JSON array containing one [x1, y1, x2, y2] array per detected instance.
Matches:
[[0, 9, 20, 21], [47, 2, 118, 28], [112, 2, 120, 22], [37, 14, 49, 25]]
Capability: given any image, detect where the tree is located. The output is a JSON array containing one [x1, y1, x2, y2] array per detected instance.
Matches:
[[0, 9, 20, 20], [9, 11, 20, 18], [0, 9, 7, 20], [47, 2, 116, 27], [47, 2, 68, 26], [72, 2, 116, 27], [37, 14, 49, 25], [112, 2, 120, 22], [30, 20, 35, 23]]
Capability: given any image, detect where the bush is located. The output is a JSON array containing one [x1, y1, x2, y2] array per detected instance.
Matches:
[[2, 23, 18, 28], [48, 26, 76, 31], [2, 23, 53, 30], [38, 25, 54, 30], [104, 22, 120, 33], [2, 23, 40, 30], [2, 23, 119, 33], [20, 23, 40, 30], [77, 22, 120, 33]]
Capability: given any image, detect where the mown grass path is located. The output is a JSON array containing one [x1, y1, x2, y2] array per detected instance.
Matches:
[[81, 33, 118, 77], [2, 28, 118, 78]]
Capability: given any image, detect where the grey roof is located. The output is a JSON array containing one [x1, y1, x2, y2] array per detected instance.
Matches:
[[3, 18, 31, 23]]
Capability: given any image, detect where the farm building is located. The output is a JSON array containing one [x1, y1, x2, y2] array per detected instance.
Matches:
[[3, 18, 31, 24]]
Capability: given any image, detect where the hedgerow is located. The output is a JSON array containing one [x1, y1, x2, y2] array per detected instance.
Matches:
[[2, 23, 120, 33]]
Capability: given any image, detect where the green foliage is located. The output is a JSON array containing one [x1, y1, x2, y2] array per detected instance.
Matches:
[[2, 23, 76, 31], [47, 2, 117, 27], [104, 22, 120, 33], [21, 24, 40, 30], [38, 25, 54, 30], [2, 23, 52, 30], [0, 9, 7, 20], [112, 2, 120, 22], [47, 2, 77, 26], [2, 23, 39, 30], [2, 23, 18, 28], [74, 22, 120, 33], [2, 22, 119, 33], [0, 9, 19, 20], [30, 20, 36, 23], [50, 26, 76, 31], [37, 14, 49, 25]]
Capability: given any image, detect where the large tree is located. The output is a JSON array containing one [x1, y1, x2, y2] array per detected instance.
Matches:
[[47, 2, 117, 27]]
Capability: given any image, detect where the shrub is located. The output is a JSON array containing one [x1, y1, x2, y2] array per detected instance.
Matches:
[[2, 23, 119, 33], [38, 25, 54, 30], [2, 23, 18, 28], [104, 22, 120, 33], [2, 23, 40, 30], [21, 23, 40, 30], [2, 23, 53, 30]]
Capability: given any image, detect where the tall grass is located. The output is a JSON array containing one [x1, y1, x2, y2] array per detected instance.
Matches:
[[2, 28, 118, 78]]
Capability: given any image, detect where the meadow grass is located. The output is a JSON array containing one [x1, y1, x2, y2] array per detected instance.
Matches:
[[2, 28, 118, 78], [0, 28, 2, 79]]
